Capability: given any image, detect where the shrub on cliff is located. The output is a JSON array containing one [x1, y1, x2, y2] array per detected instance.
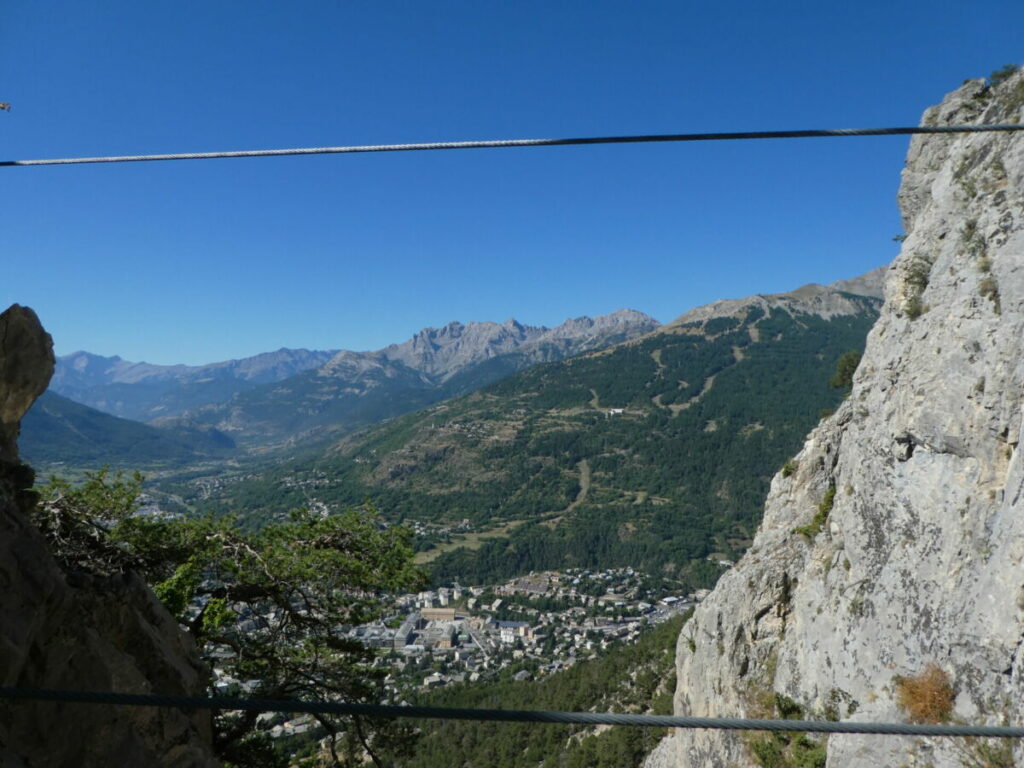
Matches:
[[828, 350, 862, 391], [34, 469, 425, 767], [894, 664, 955, 724]]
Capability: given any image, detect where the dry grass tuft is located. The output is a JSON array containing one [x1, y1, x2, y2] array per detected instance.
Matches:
[[894, 664, 955, 724]]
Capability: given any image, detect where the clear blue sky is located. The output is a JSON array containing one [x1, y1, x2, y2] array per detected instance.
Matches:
[[2, 1, 1020, 365]]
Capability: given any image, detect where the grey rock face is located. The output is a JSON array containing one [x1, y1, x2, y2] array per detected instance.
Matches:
[[0, 305, 55, 464], [651, 73, 1024, 767], [0, 306, 219, 767]]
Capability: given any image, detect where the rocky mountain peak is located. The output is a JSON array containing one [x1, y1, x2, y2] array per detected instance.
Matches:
[[543, 308, 659, 339], [648, 71, 1024, 768], [377, 310, 659, 381]]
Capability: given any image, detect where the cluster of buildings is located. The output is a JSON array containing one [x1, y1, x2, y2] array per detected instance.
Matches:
[[345, 568, 699, 692], [210, 567, 701, 749]]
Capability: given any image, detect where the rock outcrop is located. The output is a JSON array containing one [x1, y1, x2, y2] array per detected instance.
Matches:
[[0, 306, 54, 466], [650, 73, 1024, 767], [0, 305, 219, 767]]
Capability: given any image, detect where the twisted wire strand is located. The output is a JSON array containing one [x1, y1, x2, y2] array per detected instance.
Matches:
[[2, 124, 1023, 167]]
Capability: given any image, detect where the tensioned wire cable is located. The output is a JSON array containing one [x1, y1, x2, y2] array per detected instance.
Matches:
[[2, 124, 1023, 167], [1, 688, 1022, 738]]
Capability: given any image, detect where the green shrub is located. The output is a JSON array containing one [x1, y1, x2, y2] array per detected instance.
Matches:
[[781, 460, 799, 478], [989, 64, 1020, 88], [955, 737, 1016, 768], [794, 484, 836, 540], [905, 295, 925, 320], [747, 693, 827, 768], [829, 350, 862, 390], [906, 258, 932, 292], [903, 258, 933, 319]]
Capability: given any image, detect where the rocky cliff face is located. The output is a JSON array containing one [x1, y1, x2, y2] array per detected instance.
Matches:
[[0, 305, 219, 767], [649, 73, 1024, 768]]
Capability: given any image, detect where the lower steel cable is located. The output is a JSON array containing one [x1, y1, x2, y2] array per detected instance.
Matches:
[[1, 688, 1022, 738]]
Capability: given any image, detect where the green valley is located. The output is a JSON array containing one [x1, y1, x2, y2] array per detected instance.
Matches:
[[157, 285, 879, 588], [20, 391, 236, 471]]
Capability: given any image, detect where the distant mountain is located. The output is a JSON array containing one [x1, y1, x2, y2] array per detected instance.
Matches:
[[374, 310, 660, 380], [664, 273, 887, 328], [20, 391, 236, 470], [827, 264, 888, 298], [180, 310, 661, 447], [161, 278, 881, 587], [51, 348, 340, 421]]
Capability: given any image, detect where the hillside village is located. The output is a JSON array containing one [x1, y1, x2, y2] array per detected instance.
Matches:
[[225, 567, 699, 741]]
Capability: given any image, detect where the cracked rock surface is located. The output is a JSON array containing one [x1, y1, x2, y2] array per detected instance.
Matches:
[[648, 73, 1024, 768]]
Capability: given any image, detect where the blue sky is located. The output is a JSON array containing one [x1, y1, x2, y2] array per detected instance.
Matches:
[[2, 1, 1021, 365]]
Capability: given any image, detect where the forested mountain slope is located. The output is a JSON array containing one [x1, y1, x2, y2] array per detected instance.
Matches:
[[163, 282, 881, 587], [20, 390, 235, 470]]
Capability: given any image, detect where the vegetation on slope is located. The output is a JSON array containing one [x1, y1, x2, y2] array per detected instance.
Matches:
[[32, 470, 424, 767], [160, 300, 877, 587], [384, 614, 687, 768], [20, 391, 235, 469]]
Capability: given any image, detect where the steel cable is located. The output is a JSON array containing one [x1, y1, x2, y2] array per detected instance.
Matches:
[[2, 124, 1023, 167], [2, 688, 1022, 738]]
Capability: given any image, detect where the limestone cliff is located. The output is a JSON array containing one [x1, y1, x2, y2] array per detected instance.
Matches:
[[649, 72, 1024, 768], [0, 305, 219, 767]]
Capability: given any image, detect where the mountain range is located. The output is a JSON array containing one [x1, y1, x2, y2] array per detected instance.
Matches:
[[155, 276, 884, 588], [50, 347, 341, 422], [41, 310, 660, 455]]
